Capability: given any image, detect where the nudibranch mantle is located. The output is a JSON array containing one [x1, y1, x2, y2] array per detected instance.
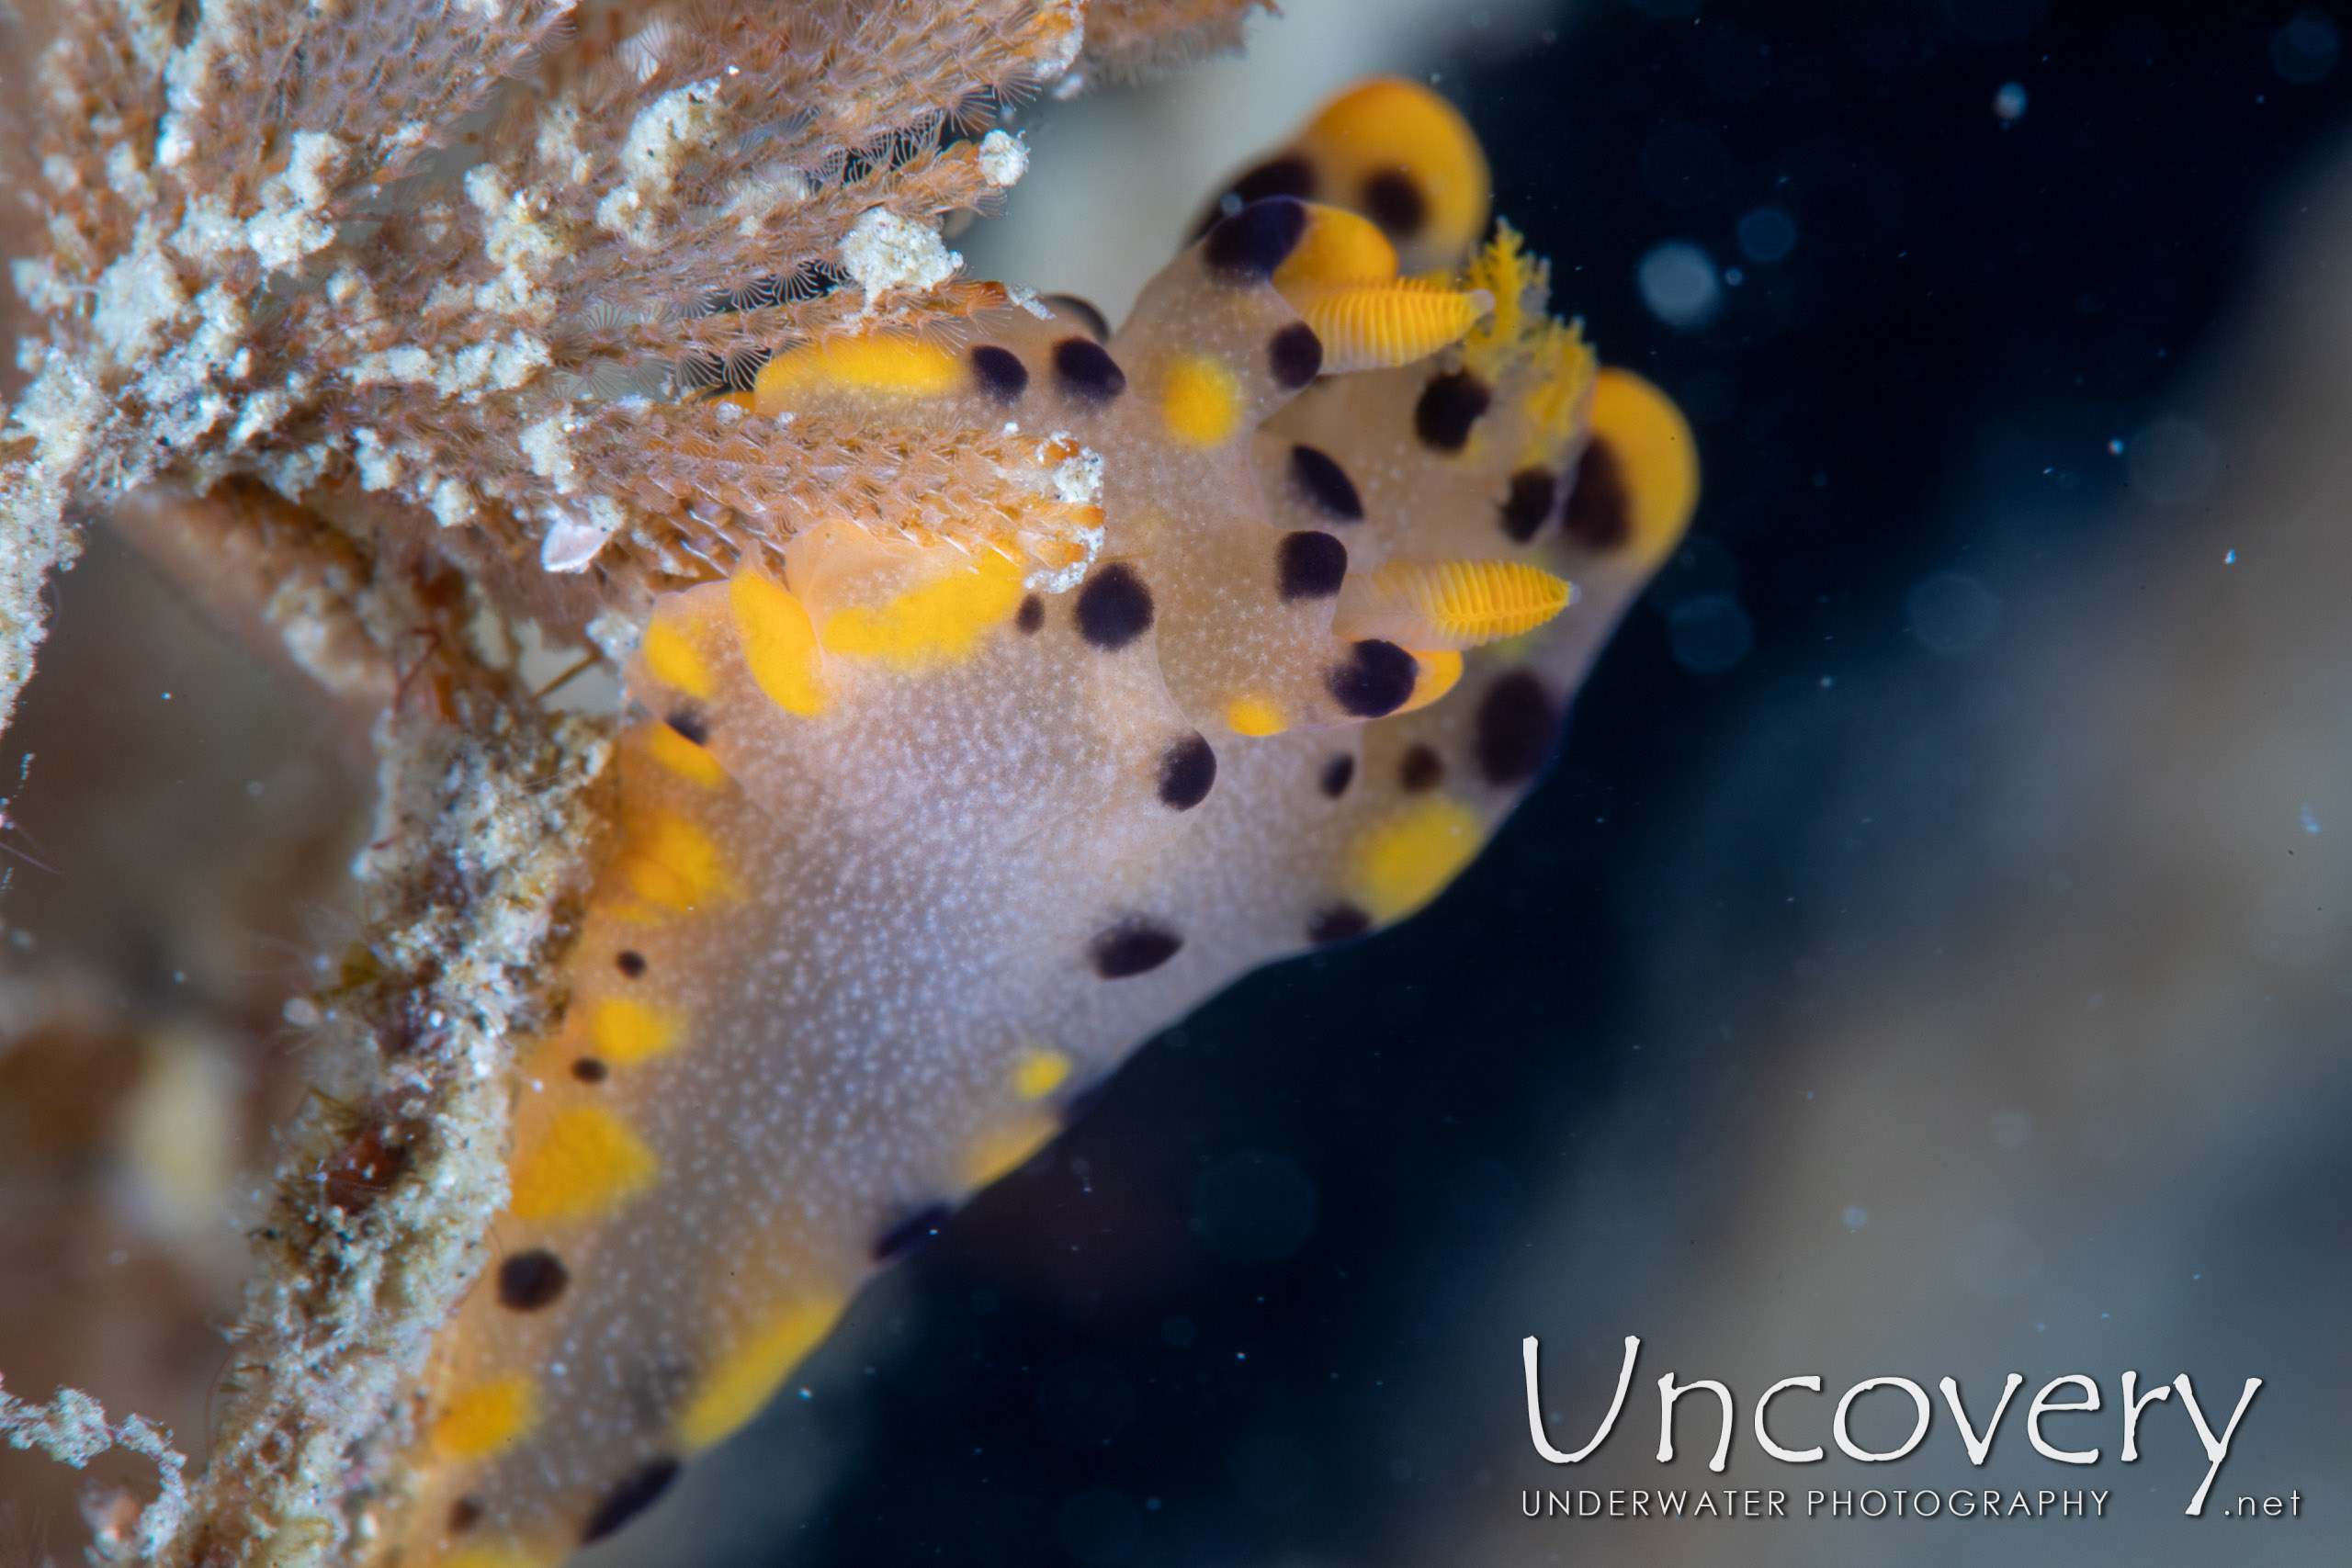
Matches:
[[395, 80, 1695, 1565]]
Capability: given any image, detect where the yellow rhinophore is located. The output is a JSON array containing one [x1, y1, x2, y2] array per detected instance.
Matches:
[[509, 1106, 661, 1221], [729, 570, 828, 715], [752, 333, 964, 415], [1289, 280, 1488, 375], [1348, 796, 1484, 923], [1582, 367, 1701, 570], [432, 1374, 541, 1463], [1160, 353, 1246, 447], [1332, 558, 1574, 651], [677, 1296, 848, 1452]]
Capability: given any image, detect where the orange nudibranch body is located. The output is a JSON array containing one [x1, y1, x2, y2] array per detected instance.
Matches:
[[396, 79, 1696, 1565]]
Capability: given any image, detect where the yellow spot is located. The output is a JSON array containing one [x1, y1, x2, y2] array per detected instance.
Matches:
[[1013, 1046, 1073, 1101], [641, 617, 715, 702], [1272, 204, 1399, 292], [509, 1106, 660, 1221], [820, 551, 1023, 671], [1392, 649, 1464, 716], [677, 1297, 846, 1452], [1224, 695, 1288, 738], [752, 334, 963, 415], [591, 998, 684, 1065], [1585, 367, 1701, 570], [432, 1374, 539, 1462], [615, 810, 741, 911], [1332, 558, 1574, 650], [1290, 281, 1485, 375], [729, 570, 827, 715], [1349, 796, 1484, 923], [1294, 78, 1491, 273], [644, 721, 728, 787], [1160, 353, 1245, 447], [960, 1111, 1057, 1188]]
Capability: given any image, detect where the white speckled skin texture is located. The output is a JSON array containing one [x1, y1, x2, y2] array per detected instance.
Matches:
[[396, 86, 1694, 1566]]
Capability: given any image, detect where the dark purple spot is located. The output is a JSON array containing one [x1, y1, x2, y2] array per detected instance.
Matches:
[[1308, 904, 1374, 946], [1157, 733, 1216, 810], [1289, 444, 1363, 521], [1015, 593, 1045, 633], [1074, 563, 1153, 650], [1053, 337, 1127, 406], [448, 1496, 484, 1532], [1326, 639, 1418, 718], [664, 709, 708, 746], [571, 1056, 608, 1084], [1498, 467, 1558, 544], [1362, 167, 1428, 237], [1205, 197, 1308, 281], [1317, 753, 1355, 798], [873, 1201, 954, 1262], [1276, 530, 1348, 601], [970, 344, 1028, 402], [582, 1459, 681, 1543], [1269, 321, 1322, 389], [1091, 919, 1182, 978], [497, 1248, 569, 1311], [1563, 438, 1634, 551], [616, 950, 648, 978], [1414, 369, 1491, 452], [1398, 743, 1443, 792], [1474, 670, 1559, 786]]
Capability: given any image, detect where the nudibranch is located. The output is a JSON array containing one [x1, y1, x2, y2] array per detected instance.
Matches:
[[396, 80, 1695, 1563]]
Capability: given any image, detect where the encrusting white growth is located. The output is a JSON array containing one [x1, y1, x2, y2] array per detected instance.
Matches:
[[0, 1374, 189, 1562], [841, 206, 963, 307], [977, 129, 1029, 187]]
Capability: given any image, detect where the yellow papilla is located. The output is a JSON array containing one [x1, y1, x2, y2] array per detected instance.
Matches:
[[509, 1106, 660, 1221], [752, 334, 963, 415], [1349, 796, 1485, 923], [591, 997, 684, 1065], [616, 809, 741, 911], [1293, 281, 1483, 375], [1160, 353, 1245, 447], [729, 570, 827, 715], [1336, 558, 1574, 651], [1224, 695, 1288, 738], [820, 551, 1024, 671], [677, 1297, 846, 1452], [1272, 204, 1399, 292], [960, 1109, 1057, 1189], [432, 1374, 540, 1462], [1587, 367, 1701, 570], [1013, 1046, 1073, 1101], [644, 721, 728, 787], [1393, 649, 1464, 716], [640, 616, 715, 702]]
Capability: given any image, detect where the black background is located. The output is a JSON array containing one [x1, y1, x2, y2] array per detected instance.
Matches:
[[792, 6, 2352, 1564]]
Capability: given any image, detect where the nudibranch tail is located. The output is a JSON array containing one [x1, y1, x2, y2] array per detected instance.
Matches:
[[390, 80, 1695, 1566]]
